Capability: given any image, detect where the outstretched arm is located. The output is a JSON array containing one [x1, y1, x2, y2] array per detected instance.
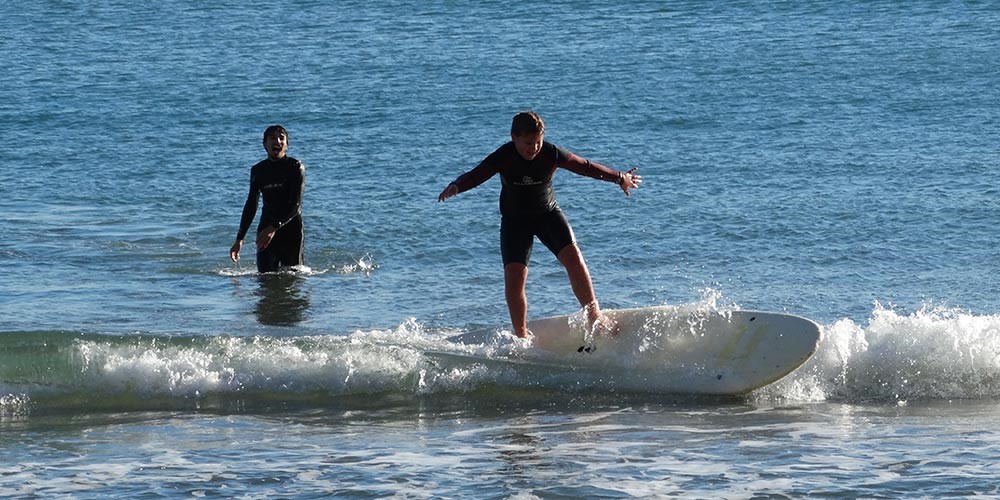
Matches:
[[437, 160, 498, 202], [559, 153, 643, 196]]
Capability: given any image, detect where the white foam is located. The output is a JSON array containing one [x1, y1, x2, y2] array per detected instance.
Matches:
[[9, 300, 1000, 406], [216, 255, 378, 277], [0, 393, 31, 420], [759, 302, 1000, 402], [67, 328, 425, 398]]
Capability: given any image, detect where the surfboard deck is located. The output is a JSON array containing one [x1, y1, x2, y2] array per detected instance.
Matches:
[[443, 305, 823, 395]]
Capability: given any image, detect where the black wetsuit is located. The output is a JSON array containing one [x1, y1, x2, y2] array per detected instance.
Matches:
[[236, 156, 305, 272], [450, 141, 623, 266]]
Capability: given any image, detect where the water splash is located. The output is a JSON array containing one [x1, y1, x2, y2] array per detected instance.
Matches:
[[6, 300, 1000, 415], [760, 302, 1000, 403], [216, 255, 378, 277], [334, 254, 378, 275]]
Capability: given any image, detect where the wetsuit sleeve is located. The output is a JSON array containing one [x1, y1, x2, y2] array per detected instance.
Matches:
[[269, 160, 305, 229], [450, 158, 499, 193], [235, 173, 260, 241], [557, 152, 624, 185]]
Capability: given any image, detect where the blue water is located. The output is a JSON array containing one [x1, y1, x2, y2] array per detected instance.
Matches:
[[3, 1, 1000, 497]]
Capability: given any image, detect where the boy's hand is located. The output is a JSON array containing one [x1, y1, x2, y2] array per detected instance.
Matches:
[[256, 226, 277, 250], [620, 167, 642, 196], [438, 183, 458, 202], [230, 240, 243, 262]]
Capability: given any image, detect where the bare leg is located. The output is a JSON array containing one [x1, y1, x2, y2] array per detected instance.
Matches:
[[504, 262, 529, 337], [556, 243, 601, 323]]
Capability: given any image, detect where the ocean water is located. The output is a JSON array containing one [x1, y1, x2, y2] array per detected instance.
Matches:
[[3, 0, 1000, 497]]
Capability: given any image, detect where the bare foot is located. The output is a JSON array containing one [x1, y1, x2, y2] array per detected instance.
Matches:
[[595, 314, 621, 337], [585, 301, 620, 337]]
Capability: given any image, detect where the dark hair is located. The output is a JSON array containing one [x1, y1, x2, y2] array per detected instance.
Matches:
[[510, 111, 544, 137], [263, 125, 288, 143]]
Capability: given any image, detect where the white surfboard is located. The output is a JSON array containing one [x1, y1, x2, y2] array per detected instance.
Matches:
[[443, 305, 823, 395]]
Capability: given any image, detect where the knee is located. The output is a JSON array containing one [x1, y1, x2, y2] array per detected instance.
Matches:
[[557, 243, 584, 266], [504, 263, 528, 285], [504, 262, 528, 276]]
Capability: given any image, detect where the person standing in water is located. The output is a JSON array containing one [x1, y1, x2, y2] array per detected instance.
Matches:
[[438, 111, 642, 338], [230, 125, 306, 273]]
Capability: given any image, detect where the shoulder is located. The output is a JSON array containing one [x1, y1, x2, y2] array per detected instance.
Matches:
[[276, 157, 305, 177], [492, 141, 516, 156], [249, 159, 268, 180], [543, 141, 568, 154], [285, 156, 305, 170], [543, 142, 571, 162], [482, 142, 516, 164]]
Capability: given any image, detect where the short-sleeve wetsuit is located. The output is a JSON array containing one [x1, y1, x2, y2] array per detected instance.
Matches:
[[449, 141, 624, 266], [236, 156, 306, 272]]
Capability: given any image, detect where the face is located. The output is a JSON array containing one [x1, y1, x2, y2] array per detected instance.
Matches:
[[264, 132, 288, 160], [512, 133, 543, 161]]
